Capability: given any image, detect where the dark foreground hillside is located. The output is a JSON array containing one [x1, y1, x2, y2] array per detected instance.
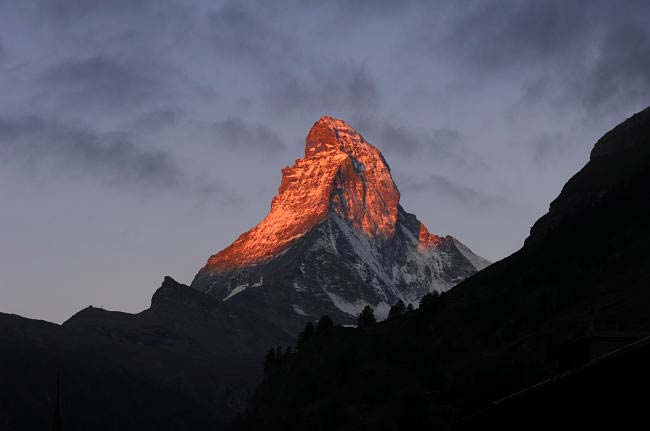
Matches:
[[234, 108, 650, 430], [0, 277, 293, 430]]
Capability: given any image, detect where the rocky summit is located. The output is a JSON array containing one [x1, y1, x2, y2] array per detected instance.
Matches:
[[192, 116, 489, 333]]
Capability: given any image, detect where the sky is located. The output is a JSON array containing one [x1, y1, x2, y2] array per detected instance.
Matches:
[[1, 0, 649, 323]]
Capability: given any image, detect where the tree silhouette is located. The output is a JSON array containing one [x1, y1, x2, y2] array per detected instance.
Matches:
[[357, 306, 376, 328], [316, 315, 334, 333], [388, 300, 406, 319], [406, 303, 414, 312], [297, 322, 315, 350], [419, 291, 441, 309]]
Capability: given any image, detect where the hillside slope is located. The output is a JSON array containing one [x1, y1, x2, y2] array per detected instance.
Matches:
[[237, 108, 650, 430]]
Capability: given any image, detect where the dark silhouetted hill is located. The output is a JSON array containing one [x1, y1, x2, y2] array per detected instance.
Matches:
[[235, 108, 650, 430], [0, 277, 292, 430]]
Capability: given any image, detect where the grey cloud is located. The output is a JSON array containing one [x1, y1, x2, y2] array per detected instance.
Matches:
[[0, 114, 235, 202], [380, 125, 420, 155], [437, 0, 650, 113], [0, 116, 181, 188], [377, 123, 475, 168], [41, 56, 165, 110], [444, 1, 588, 72], [265, 65, 379, 115], [40, 0, 135, 22], [37, 0, 177, 25], [380, 126, 460, 156], [131, 108, 184, 133], [573, 19, 650, 111], [532, 132, 570, 167], [208, 3, 296, 63], [213, 118, 285, 152], [401, 173, 508, 209]]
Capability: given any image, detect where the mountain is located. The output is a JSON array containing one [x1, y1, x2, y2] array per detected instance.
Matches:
[[0, 277, 293, 430], [235, 108, 650, 430], [0, 116, 488, 430], [192, 116, 489, 333]]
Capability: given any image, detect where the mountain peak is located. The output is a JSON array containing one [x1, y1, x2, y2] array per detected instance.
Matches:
[[305, 116, 362, 156], [203, 116, 403, 272], [194, 117, 488, 329]]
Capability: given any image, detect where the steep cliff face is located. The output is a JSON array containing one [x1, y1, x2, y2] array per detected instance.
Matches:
[[202, 116, 401, 272], [192, 116, 489, 332]]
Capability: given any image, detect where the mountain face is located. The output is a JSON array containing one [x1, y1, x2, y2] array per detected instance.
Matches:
[[192, 116, 489, 332], [235, 108, 650, 430]]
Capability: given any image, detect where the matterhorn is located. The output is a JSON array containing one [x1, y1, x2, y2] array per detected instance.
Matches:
[[192, 116, 489, 332]]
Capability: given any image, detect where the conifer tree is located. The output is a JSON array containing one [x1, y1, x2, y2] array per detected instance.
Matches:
[[357, 305, 376, 328], [388, 300, 406, 319], [316, 315, 334, 333], [297, 322, 315, 350]]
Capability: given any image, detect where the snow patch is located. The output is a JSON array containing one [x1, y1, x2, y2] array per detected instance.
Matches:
[[292, 304, 308, 316], [222, 284, 248, 301], [323, 287, 390, 319]]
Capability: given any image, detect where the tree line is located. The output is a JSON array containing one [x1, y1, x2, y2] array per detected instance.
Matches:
[[264, 293, 446, 377]]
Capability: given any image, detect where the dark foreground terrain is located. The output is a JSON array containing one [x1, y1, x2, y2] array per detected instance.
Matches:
[[233, 107, 650, 429], [0, 277, 293, 430]]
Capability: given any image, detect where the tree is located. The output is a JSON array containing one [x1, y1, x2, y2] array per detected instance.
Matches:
[[406, 303, 414, 312], [316, 315, 334, 334], [388, 300, 406, 319], [297, 322, 315, 350], [419, 291, 441, 309], [357, 305, 376, 328]]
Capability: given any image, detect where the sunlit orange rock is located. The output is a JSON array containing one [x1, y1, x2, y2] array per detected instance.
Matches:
[[192, 116, 490, 331], [417, 223, 443, 250], [203, 116, 437, 272]]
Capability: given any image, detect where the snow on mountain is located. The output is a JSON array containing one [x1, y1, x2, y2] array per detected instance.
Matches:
[[191, 116, 490, 332]]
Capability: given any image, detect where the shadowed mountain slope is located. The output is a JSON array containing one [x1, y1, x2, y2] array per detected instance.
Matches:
[[235, 108, 650, 430]]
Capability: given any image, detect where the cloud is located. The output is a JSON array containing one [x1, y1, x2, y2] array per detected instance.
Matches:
[[212, 118, 285, 153], [41, 56, 166, 111], [531, 132, 572, 167], [372, 123, 486, 172], [0, 115, 182, 188], [130, 108, 184, 133], [443, 1, 588, 72], [379, 126, 462, 158], [0, 117, 243, 213], [36, 0, 176, 25], [0, 114, 238, 202], [435, 0, 650, 114], [207, 3, 296, 64], [264, 65, 380, 115], [400, 173, 508, 209]]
